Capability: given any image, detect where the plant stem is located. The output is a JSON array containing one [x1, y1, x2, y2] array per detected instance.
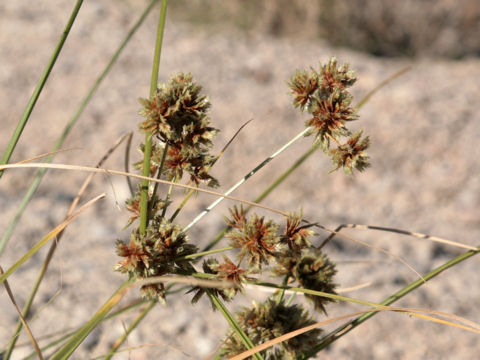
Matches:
[[169, 188, 195, 222], [20, 299, 148, 360], [208, 290, 263, 360], [104, 301, 156, 360], [275, 275, 290, 304], [300, 245, 480, 359], [139, 0, 168, 234], [50, 279, 134, 360], [0, 0, 159, 255], [202, 143, 320, 252], [149, 143, 169, 218], [0, 0, 84, 179], [184, 127, 311, 232], [183, 247, 233, 260]]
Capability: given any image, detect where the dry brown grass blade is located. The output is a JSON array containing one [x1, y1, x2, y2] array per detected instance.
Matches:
[[2, 162, 427, 280], [336, 282, 372, 293], [15, 147, 82, 164], [0, 193, 105, 286], [134, 275, 235, 290], [66, 133, 131, 217], [217, 118, 253, 159], [0, 162, 291, 217], [230, 307, 480, 360], [9, 134, 131, 336], [325, 223, 477, 251], [0, 266, 44, 360]]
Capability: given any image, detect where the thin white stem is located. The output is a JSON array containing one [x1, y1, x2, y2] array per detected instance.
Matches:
[[183, 127, 311, 232]]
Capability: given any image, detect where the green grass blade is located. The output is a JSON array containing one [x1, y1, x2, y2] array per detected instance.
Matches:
[[19, 300, 148, 360], [299, 245, 480, 359], [202, 144, 320, 252], [103, 301, 156, 360], [0, 194, 103, 286], [0, 0, 84, 178], [139, 0, 169, 234], [208, 290, 263, 360], [50, 280, 133, 360], [0, 0, 159, 255], [184, 127, 310, 232]]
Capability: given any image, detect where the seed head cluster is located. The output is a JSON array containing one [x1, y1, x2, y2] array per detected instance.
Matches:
[[289, 57, 370, 174], [221, 299, 322, 359]]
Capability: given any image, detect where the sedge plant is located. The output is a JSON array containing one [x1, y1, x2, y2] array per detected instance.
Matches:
[[1, 1, 479, 360]]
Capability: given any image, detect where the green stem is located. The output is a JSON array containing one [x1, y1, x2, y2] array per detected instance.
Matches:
[[20, 299, 148, 360], [202, 144, 320, 252], [50, 280, 134, 360], [161, 173, 175, 218], [0, 0, 84, 179], [184, 127, 311, 232], [169, 188, 195, 222], [208, 290, 263, 360], [183, 246, 233, 260], [275, 275, 290, 304], [104, 301, 156, 360], [0, 0, 159, 255], [2, 3, 159, 357], [300, 245, 480, 359], [149, 143, 169, 218], [139, 0, 168, 234]]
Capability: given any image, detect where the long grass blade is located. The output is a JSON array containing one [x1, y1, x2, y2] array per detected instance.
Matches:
[[4, 135, 129, 359], [0, 267, 44, 360], [208, 290, 263, 360], [0, 0, 84, 178], [103, 301, 156, 360], [301, 244, 480, 358], [139, 0, 169, 234], [232, 306, 479, 360], [20, 300, 148, 360], [321, 223, 477, 251], [0, 0, 159, 255], [183, 127, 310, 232], [49, 280, 133, 360], [0, 194, 104, 286]]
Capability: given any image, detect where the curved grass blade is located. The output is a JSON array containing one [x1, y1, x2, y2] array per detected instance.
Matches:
[[232, 306, 478, 360], [103, 301, 156, 360], [320, 223, 477, 251]]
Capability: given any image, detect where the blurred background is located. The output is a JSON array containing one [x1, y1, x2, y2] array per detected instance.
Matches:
[[170, 0, 480, 58], [0, 1, 479, 359]]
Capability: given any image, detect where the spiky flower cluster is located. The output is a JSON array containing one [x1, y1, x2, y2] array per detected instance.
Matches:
[[220, 299, 322, 359], [124, 183, 169, 227], [293, 249, 337, 313], [115, 216, 198, 302], [116, 73, 222, 301], [189, 257, 250, 307], [289, 57, 370, 174], [226, 206, 282, 270], [138, 73, 219, 187], [224, 206, 337, 310]]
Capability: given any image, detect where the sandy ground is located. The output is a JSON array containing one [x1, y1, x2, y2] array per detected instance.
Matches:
[[0, 1, 479, 359]]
